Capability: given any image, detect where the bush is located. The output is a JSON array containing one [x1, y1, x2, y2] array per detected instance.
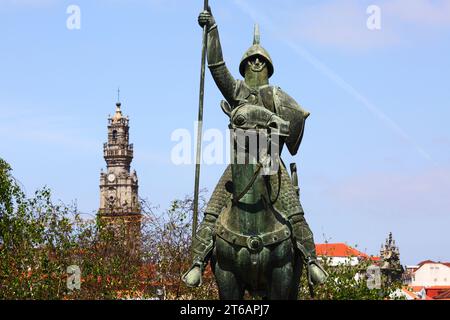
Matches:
[[140, 192, 218, 300], [298, 255, 403, 300], [0, 158, 142, 299], [0, 158, 401, 300]]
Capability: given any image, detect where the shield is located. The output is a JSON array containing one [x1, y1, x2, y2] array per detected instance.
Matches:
[[273, 88, 310, 156]]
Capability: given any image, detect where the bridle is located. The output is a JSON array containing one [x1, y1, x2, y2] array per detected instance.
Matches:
[[232, 156, 282, 207]]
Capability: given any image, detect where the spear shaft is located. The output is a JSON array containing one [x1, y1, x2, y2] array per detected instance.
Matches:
[[192, 0, 209, 241]]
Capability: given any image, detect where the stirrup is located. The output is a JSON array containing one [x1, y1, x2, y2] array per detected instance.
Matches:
[[182, 262, 204, 288], [307, 258, 328, 286]]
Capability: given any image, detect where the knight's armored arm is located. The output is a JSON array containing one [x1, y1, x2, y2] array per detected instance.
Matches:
[[204, 17, 237, 104]]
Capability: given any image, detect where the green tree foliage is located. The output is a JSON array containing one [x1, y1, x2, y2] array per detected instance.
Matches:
[[0, 158, 402, 300], [1, 158, 75, 299], [140, 192, 218, 300], [298, 256, 403, 300], [0, 158, 142, 299]]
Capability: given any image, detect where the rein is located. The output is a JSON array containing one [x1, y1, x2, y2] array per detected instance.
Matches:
[[232, 162, 263, 205], [232, 158, 282, 206]]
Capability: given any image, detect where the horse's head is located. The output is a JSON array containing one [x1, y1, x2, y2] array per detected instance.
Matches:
[[229, 104, 290, 135], [228, 104, 289, 175]]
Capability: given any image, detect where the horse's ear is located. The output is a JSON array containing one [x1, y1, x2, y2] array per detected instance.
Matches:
[[221, 100, 232, 117]]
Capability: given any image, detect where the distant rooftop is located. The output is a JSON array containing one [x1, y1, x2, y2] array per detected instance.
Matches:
[[417, 260, 450, 267], [316, 243, 380, 261]]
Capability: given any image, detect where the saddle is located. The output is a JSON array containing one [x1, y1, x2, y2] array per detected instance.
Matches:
[[215, 201, 292, 252]]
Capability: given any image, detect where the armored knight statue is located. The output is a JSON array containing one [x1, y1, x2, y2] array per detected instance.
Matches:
[[183, 8, 327, 291]]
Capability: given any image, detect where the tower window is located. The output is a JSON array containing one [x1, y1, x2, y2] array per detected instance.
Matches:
[[112, 130, 118, 141]]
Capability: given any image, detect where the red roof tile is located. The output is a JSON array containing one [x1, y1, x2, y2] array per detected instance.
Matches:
[[409, 286, 425, 292], [402, 288, 420, 300], [316, 243, 379, 261], [425, 286, 450, 290], [434, 289, 450, 300], [418, 260, 435, 266], [417, 260, 450, 267]]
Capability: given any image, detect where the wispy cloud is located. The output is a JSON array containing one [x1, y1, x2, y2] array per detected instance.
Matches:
[[0, 0, 176, 10], [433, 136, 450, 147], [0, 126, 97, 151], [0, 106, 98, 152], [288, 1, 398, 50], [327, 165, 450, 217], [384, 0, 450, 27], [135, 149, 172, 166], [233, 0, 436, 164], [0, 0, 57, 8], [237, 0, 450, 51]]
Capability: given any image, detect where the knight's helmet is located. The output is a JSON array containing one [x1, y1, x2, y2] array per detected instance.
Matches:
[[239, 24, 274, 78]]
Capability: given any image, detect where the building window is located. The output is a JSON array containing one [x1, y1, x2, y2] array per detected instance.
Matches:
[[112, 130, 118, 141]]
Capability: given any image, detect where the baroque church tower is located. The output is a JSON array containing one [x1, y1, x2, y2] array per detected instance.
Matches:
[[379, 232, 403, 282], [98, 99, 141, 245]]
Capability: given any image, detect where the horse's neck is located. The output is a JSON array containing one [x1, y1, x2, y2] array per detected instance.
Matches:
[[228, 163, 283, 235], [231, 163, 266, 205]]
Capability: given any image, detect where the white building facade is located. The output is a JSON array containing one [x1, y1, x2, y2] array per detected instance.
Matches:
[[407, 261, 450, 287]]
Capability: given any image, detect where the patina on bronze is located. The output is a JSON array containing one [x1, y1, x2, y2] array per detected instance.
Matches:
[[183, 7, 328, 299]]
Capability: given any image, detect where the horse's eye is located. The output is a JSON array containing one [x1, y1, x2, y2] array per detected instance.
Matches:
[[234, 115, 246, 126]]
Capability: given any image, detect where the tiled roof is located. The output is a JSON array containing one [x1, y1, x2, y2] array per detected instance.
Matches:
[[316, 243, 379, 260], [417, 260, 450, 267], [425, 286, 450, 290], [406, 286, 450, 300], [409, 286, 425, 291], [434, 289, 450, 300], [401, 288, 420, 300], [414, 260, 450, 273], [418, 260, 435, 266]]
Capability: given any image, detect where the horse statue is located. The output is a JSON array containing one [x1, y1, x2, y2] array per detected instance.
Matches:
[[182, 8, 327, 299], [210, 104, 303, 299]]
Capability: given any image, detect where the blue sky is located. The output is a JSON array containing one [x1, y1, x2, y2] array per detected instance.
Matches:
[[0, 0, 449, 265]]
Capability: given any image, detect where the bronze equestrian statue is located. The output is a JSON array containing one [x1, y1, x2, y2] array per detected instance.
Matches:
[[183, 8, 327, 299]]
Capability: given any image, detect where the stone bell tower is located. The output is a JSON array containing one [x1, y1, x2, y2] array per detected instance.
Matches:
[[98, 98, 141, 248], [379, 232, 403, 283]]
